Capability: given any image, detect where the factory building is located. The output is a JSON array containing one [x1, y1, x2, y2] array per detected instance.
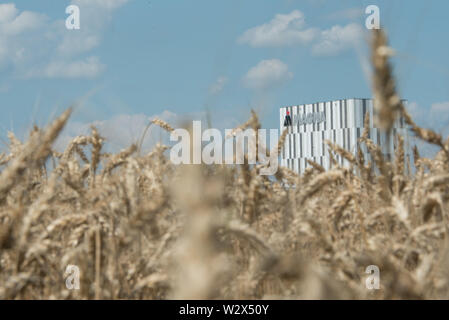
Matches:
[[279, 98, 412, 174]]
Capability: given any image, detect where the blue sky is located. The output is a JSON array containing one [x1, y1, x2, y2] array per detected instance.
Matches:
[[1, 0, 449, 152]]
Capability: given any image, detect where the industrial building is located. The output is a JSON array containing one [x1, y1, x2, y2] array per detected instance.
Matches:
[[279, 98, 412, 174]]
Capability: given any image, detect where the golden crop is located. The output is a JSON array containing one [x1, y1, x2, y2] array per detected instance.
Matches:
[[0, 29, 448, 300]]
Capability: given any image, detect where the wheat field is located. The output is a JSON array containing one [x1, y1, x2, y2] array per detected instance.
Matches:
[[1, 29, 448, 300]]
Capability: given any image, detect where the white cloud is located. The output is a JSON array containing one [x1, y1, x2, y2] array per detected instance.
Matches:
[[408, 101, 449, 130], [237, 10, 365, 57], [25, 56, 105, 79], [242, 59, 293, 90], [57, 0, 130, 56], [430, 101, 449, 115], [406, 101, 449, 158], [237, 10, 318, 47], [0, 4, 47, 68], [208, 76, 228, 95], [407, 101, 423, 120], [0, 1, 129, 78], [0, 4, 46, 35], [57, 34, 100, 56], [55, 110, 179, 153], [312, 23, 364, 56], [0, 3, 17, 23], [0, 10, 46, 36]]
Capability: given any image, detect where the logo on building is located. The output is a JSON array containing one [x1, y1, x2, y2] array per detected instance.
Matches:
[[293, 112, 326, 126], [285, 111, 326, 127], [284, 111, 292, 126]]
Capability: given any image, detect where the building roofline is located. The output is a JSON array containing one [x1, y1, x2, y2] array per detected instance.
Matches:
[[280, 97, 408, 109]]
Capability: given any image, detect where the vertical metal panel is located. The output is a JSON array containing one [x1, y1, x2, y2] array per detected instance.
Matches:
[[345, 100, 349, 128], [318, 102, 323, 131], [280, 107, 285, 132], [312, 103, 316, 131], [368, 99, 374, 127], [307, 103, 313, 133], [292, 133, 296, 159], [300, 104, 305, 133], [355, 99, 361, 128], [279, 98, 412, 174], [333, 100, 337, 130], [340, 100, 343, 129], [292, 105, 297, 134]]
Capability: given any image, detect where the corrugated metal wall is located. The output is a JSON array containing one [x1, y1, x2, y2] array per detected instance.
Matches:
[[280, 98, 412, 174]]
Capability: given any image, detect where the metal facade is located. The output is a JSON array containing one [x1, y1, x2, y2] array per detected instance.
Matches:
[[279, 98, 412, 173]]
